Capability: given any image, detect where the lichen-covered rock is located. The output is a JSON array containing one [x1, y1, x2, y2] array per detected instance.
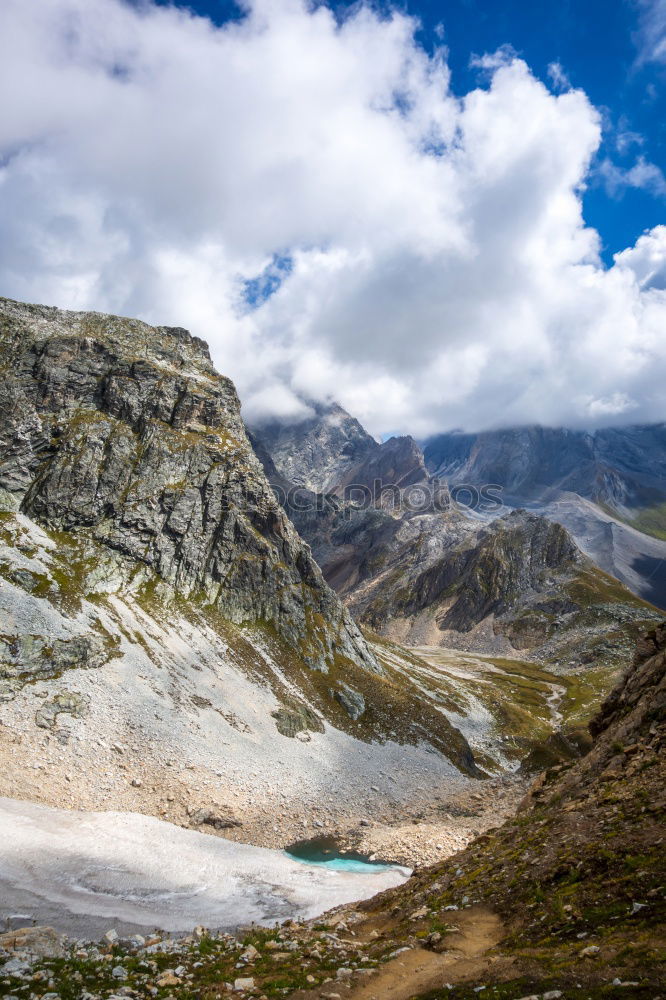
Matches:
[[0, 297, 378, 678], [0, 633, 112, 702], [189, 807, 242, 830], [35, 691, 88, 729], [332, 683, 366, 720], [272, 702, 324, 737], [0, 925, 64, 957]]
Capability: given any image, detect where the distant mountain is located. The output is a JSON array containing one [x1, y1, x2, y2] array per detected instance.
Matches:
[[252, 402, 666, 610], [423, 424, 666, 609], [424, 423, 666, 531], [252, 409, 662, 673]]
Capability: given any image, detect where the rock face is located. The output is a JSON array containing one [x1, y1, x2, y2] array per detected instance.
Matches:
[[0, 297, 376, 677], [334, 435, 429, 499], [589, 621, 666, 739], [251, 403, 431, 501], [385, 510, 579, 632]]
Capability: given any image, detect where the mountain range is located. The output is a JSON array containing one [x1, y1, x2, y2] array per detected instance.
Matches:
[[251, 402, 666, 611]]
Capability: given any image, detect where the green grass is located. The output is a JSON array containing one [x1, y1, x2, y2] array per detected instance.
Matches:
[[630, 501, 666, 541]]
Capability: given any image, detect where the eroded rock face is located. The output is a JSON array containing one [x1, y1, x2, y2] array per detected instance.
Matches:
[[0, 298, 378, 678], [406, 510, 580, 632], [589, 621, 666, 739]]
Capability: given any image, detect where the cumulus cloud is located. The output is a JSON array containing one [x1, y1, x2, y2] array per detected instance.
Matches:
[[615, 225, 666, 290], [0, 0, 665, 436]]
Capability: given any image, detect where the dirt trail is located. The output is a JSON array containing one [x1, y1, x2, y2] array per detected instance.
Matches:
[[305, 907, 507, 1000]]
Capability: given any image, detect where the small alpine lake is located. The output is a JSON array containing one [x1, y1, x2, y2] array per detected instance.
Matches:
[[284, 836, 408, 875]]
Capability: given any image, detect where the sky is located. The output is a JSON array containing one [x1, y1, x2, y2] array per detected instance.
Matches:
[[0, 0, 665, 436]]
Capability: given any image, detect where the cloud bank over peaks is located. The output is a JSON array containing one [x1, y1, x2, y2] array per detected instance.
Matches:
[[0, 0, 665, 436]]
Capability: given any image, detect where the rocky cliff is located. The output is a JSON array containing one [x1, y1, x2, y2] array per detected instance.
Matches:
[[0, 297, 377, 678]]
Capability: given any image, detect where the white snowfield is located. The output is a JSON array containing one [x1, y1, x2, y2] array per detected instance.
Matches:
[[0, 798, 408, 938]]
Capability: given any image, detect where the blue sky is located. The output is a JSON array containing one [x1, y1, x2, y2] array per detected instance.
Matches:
[[156, 0, 665, 263], [1, 0, 665, 434]]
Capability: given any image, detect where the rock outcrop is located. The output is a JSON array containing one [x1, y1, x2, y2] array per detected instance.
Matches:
[[0, 297, 376, 677], [346, 507, 661, 668]]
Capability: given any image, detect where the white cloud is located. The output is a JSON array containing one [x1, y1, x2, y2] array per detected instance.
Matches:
[[547, 61, 571, 91], [599, 155, 666, 198], [614, 225, 666, 289], [634, 0, 666, 63], [584, 392, 639, 418], [469, 44, 517, 73], [0, 0, 665, 436]]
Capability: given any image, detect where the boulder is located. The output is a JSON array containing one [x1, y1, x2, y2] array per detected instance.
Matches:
[[0, 926, 64, 957]]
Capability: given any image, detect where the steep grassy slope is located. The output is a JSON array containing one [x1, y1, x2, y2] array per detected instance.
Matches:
[[329, 622, 666, 997]]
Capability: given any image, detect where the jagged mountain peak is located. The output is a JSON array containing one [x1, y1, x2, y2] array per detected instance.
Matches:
[[250, 399, 379, 493]]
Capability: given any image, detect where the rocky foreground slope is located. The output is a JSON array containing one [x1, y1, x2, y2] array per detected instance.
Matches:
[[0, 297, 478, 841], [4, 625, 662, 997], [337, 621, 666, 997]]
